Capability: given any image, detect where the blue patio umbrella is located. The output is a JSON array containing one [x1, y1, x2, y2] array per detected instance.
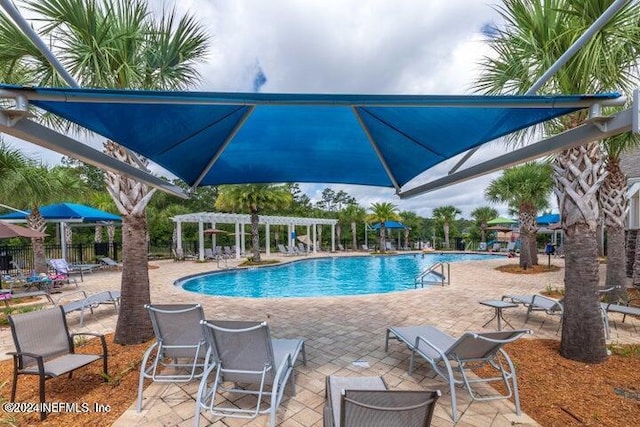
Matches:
[[0, 203, 121, 260], [0, 202, 121, 223], [370, 221, 407, 230], [536, 213, 560, 225]]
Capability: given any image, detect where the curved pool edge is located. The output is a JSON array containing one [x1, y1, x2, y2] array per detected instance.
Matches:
[[175, 251, 507, 299]]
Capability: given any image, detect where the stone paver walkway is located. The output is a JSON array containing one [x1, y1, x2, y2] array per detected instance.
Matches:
[[2, 253, 638, 426]]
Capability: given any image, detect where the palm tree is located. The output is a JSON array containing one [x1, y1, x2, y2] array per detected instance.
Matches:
[[339, 204, 366, 250], [432, 205, 461, 249], [474, 0, 640, 362], [0, 143, 67, 272], [601, 134, 640, 302], [486, 162, 553, 267], [399, 211, 421, 250], [0, 0, 210, 344], [368, 202, 399, 253], [471, 206, 499, 245], [215, 184, 292, 262]]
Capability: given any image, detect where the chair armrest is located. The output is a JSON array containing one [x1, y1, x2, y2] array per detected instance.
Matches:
[[8, 350, 46, 372]]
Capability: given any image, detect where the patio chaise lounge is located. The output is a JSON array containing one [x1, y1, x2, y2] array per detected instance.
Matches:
[[57, 290, 121, 326], [601, 300, 640, 324], [501, 294, 563, 322], [385, 325, 530, 422], [8, 306, 108, 420], [195, 320, 306, 427], [137, 304, 211, 412], [323, 375, 440, 427]]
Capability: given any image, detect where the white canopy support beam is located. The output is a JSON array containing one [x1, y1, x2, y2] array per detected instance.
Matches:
[[400, 99, 638, 199], [0, 113, 188, 199]]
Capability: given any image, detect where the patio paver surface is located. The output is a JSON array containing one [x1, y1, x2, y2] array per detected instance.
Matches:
[[2, 252, 638, 426]]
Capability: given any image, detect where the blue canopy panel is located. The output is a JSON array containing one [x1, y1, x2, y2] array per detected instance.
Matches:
[[11, 86, 620, 189], [0, 202, 121, 222], [371, 221, 407, 230], [536, 213, 560, 224]]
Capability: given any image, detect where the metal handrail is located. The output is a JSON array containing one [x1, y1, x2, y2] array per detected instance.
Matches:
[[415, 262, 450, 288]]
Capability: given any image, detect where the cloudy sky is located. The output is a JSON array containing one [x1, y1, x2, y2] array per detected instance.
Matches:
[[8, 0, 537, 218]]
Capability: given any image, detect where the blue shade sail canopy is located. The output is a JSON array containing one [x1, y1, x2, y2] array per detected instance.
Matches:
[[0, 203, 121, 223], [0, 85, 621, 193], [536, 213, 560, 224], [371, 221, 407, 230]]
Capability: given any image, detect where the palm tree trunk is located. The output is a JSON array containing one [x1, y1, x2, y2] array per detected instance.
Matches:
[[379, 226, 386, 253], [27, 207, 47, 273], [601, 159, 628, 302], [518, 207, 537, 268], [251, 211, 261, 262], [560, 224, 607, 362], [95, 225, 103, 243], [351, 222, 357, 250], [444, 223, 450, 249], [114, 213, 153, 344], [554, 143, 607, 363]]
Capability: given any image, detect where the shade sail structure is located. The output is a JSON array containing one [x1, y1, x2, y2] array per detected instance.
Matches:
[[371, 220, 407, 230], [0, 85, 624, 196], [0, 202, 121, 223], [0, 222, 47, 238], [487, 216, 518, 225], [536, 213, 560, 224]]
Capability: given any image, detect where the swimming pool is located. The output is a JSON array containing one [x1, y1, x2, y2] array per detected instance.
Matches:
[[179, 253, 499, 298]]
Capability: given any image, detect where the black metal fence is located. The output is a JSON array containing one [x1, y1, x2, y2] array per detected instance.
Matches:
[[0, 243, 120, 274]]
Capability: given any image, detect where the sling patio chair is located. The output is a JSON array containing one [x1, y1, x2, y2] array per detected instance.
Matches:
[[385, 325, 530, 422], [137, 304, 212, 412], [8, 306, 108, 420], [323, 375, 440, 427], [195, 320, 306, 427]]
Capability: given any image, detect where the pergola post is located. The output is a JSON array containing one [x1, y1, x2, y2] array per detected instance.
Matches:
[[331, 224, 335, 252], [312, 224, 317, 254], [240, 222, 246, 255], [198, 222, 204, 261], [211, 222, 216, 250], [306, 225, 310, 253], [265, 223, 271, 256], [176, 221, 182, 251], [234, 222, 241, 259]]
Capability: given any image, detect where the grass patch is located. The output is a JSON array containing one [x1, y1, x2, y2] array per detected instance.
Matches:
[[608, 343, 640, 357], [0, 304, 46, 326], [239, 259, 280, 267]]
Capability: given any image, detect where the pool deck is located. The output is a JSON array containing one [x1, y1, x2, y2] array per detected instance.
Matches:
[[2, 251, 638, 426]]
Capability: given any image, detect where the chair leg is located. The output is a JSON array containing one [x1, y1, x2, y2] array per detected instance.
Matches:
[[39, 374, 47, 421], [10, 365, 18, 402]]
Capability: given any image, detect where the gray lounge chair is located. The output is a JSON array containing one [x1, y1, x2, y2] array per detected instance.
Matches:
[[323, 376, 440, 427], [601, 301, 640, 324], [195, 320, 306, 427], [137, 304, 211, 412], [502, 294, 563, 322], [58, 290, 120, 326], [8, 306, 108, 420], [385, 325, 530, 422], [98, 257, 120, 269]]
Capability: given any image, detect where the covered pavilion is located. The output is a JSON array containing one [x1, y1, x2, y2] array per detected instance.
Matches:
[[172, 212, 338, 260]]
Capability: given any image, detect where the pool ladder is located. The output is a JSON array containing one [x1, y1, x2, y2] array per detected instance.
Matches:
[[415, 262, 450, 288]]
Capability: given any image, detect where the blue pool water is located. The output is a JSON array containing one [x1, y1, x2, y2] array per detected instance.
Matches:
[[179, 253, 498, 298]]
